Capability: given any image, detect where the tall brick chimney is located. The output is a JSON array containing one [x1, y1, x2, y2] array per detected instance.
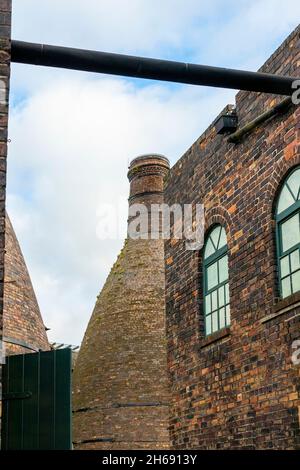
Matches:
[[128, 154, 170, 205], [127, 154, 170, 238], [72, 154, 170, 450]]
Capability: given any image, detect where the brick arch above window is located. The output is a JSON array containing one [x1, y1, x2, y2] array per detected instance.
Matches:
[[263, 153, 300, 217], [204, 206, 233, 250]]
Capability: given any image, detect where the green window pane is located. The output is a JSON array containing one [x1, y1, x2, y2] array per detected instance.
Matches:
[[205, 294, 211, 314], [219, 307, 226, 329], [204, 237, 215, 259], [218, 227, 227, 249], [218, 255, 229, 283], [292, 271, 300, 294], [211, 289, 218, 311], [204, 225, 230, 336], [207, 262, 218, 290], [225, 283, 229, 304], [290, 250, 300, 273], [281, 214, 300, 252], [206, 315, 212, 335], [226, 305, 230, 325], [286, 169, 300, 200], [218, 286, 225, 307], [281, 276, 292, 298], [212, 312, 218, 333], [276, 169, 300, 301], [280, 255, 290, 278], [211, 226, 221, 250], [277, 184, 295, 215]]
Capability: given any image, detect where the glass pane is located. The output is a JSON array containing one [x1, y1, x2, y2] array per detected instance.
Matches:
[[204, 237, 215, 259], [281, 276, 291, 298], [292, 271, 300, 294], [205, 294, 211, 314], [280, 255, 290, 278], [286, 169, 300, 200], [225, 283, 229, 304], [218, 227, 227, 249], [218, 286, 225, 307], [218, 255, 229, 283], [281, 214, 300, 252], [211, 289, 218, 311], [206, 315, 212, 335], [210, 226, 221, 250], [290, 250, 300, 273], [226, 305, 231, 325], [219, 307, 226, 329], [212, 312, 218, 333], [277, 184, 295, 214], [207, 262, 218, 290]]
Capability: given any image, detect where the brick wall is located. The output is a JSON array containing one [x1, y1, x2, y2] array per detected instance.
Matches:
[[165, 26, 300, 449], [0, 0, 11, 438]]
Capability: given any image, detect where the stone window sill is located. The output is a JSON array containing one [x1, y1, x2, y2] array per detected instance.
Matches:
[[260, 291, 300, 324], [273, 291, 300, 312], [200, 327, 231, 348]]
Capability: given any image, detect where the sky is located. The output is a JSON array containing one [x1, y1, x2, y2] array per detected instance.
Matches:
[[7, 0, 300, 345]]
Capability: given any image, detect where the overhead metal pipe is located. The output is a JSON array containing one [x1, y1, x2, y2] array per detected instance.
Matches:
[[11, 40, 299, 96]]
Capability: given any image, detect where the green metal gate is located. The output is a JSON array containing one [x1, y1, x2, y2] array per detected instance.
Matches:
[[1, 348, 72, 450]]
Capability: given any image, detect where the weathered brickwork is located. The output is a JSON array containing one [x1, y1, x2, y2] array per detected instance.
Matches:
[[0, 0, 11, 331], [3, 215, 50, 355], [165, 26, 300, 449], [73, 155, 171, 449], [0, 0, 11, 439]]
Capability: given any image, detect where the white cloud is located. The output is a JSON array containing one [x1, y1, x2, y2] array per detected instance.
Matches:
[[12, 0, 222, 53], [7, 1, 300, 345], [201, 0, 300, 69]]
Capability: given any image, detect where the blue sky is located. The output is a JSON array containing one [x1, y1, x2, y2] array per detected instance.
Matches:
[[7, 1, 300, 344]]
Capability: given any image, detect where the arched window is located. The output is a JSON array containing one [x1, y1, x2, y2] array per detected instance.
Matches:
[[276, 167, 300, 298], [203, 225, 230, 335]]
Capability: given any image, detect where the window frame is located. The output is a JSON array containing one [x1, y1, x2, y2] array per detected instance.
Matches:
[[203, 225, 230, 336], [275, 167, 300, 299]]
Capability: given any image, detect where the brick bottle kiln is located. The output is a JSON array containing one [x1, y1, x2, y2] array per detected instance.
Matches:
[[73, 155, 171, 449]]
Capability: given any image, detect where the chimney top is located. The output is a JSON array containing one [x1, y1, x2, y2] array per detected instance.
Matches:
[[128, 154, 169, 181], [127, 154, 170, 207]]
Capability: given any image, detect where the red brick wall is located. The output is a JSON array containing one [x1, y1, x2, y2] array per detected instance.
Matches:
[[0, 0, 11, 441], [164, 26, 300, 449], [0, 0, 11, 334]]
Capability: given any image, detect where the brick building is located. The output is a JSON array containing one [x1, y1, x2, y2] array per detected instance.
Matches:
[[165, 26, 300, 449], [73, 22, 300, 450], [0, 0, 300, 450]]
